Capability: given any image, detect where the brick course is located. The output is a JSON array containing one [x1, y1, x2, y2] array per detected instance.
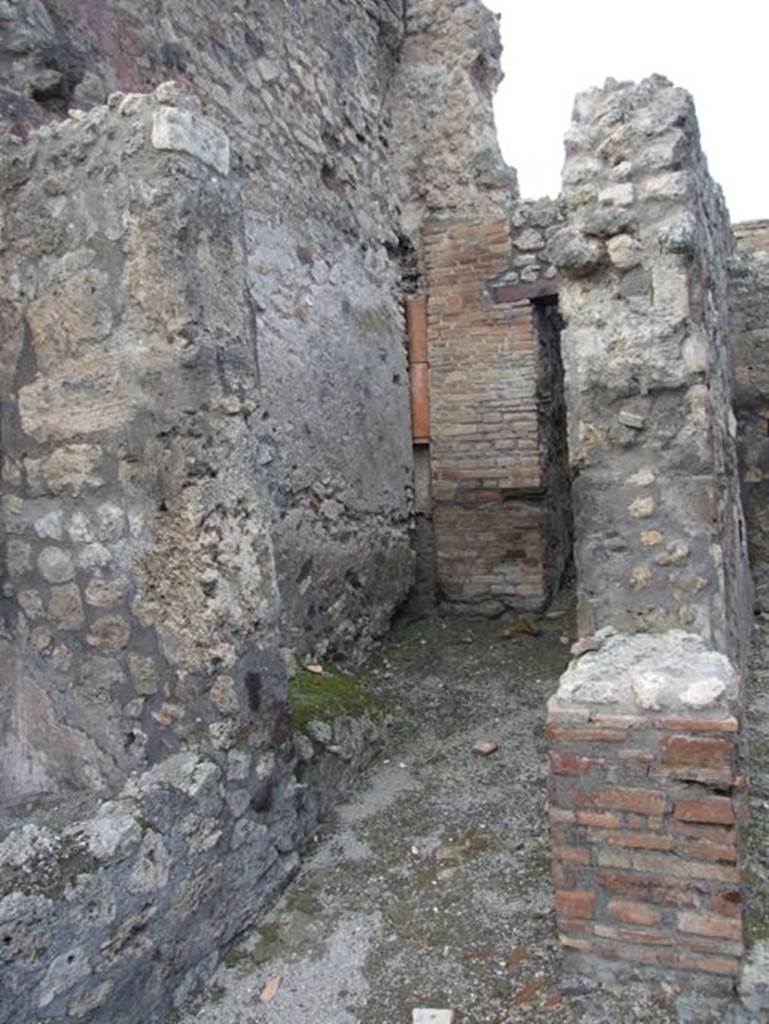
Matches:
[[548, 702, 745, 987]]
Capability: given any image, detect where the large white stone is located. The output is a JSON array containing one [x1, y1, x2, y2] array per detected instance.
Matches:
[[555, 629, 737, 711], [151, 107, 230, 176]]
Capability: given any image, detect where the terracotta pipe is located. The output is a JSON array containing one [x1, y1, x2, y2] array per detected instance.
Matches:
[[406, 296, 430, 444], [406, 295, 428, 364]]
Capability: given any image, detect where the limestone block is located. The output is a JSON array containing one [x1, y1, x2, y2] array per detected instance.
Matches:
[[607, 233, 642, 270], [553, 629, 738, 713], [84, 576, 129, 607], [86, 616, 130, 651], [79, 542, 112, 569], [67, 802, 141, 863], [37, 546, 74, 583], [17, 589, 45, 619], [127, 831, 170, 894], [127, 653, 157, 695], [19, 354, 136, 442], [25, 269, 114, 372], [151, 107, 230, 176], [7, 539, 32, 576]]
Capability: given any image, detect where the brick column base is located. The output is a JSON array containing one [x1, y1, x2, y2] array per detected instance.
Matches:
[[546, 630, 746, 995]]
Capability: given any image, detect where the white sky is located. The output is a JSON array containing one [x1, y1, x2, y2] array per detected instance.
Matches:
[[482, 0, 769, 223]]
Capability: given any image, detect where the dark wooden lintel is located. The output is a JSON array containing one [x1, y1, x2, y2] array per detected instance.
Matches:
[[490, 278, 562, 304]]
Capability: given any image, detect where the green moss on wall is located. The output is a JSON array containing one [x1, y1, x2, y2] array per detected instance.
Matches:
[[288, 665, 379, 733]]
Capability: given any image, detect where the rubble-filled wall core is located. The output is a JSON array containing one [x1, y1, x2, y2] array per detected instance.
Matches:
[[551, 76, 752, 665], [547, 75, 753, 998], [2, 1, 766, 1018], [0, 85, 289, 802], [0, 86, 306, 1023], [0, 1, 546, 1018]]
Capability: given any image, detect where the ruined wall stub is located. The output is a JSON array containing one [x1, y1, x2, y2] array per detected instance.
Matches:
[[547, 76, 752, 996], [553, 75, 752, 668]]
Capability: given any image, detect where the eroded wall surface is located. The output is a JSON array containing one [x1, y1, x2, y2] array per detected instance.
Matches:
[[547, 75, 752, 996], [0, 86, 291, 801], [2, 0, 416, 664], [0, 86, 310, 1022]]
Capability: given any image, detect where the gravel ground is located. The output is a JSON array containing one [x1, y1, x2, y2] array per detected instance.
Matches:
[[173, 597, 769, 1024]]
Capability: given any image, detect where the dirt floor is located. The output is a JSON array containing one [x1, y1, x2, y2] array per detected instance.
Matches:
[[173, 595, 769, 1024]]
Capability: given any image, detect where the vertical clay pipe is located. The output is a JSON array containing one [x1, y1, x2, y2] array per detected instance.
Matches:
[[406, 296, 430, 443]]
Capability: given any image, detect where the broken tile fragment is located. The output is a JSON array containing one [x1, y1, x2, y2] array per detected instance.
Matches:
[[472, 740, 499, 756]]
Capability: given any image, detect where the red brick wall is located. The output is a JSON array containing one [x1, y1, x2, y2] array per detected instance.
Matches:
[[423, 216, 560, 611], [547, 702, 745, 989]]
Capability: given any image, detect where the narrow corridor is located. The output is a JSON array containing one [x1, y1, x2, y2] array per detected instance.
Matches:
[[173, 596, 761, 1023]]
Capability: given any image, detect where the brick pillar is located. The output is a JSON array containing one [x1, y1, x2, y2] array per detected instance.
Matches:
[[547, 631, 746, 994]]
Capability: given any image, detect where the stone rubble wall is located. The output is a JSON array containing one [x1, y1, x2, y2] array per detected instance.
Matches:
[[553, 75, 752, 667], [729, 222, 769, 610], [509, 197, 564, 288], [0, 1, 516, 1016], [387, 0, 517, 241], [0, 701, 386, 1024], [0, 85, 302, 1020], [2, 0, 416, 665], [0, 85, 289, 803], [0, 64, 392, 1024], [547, 75, 752, 995]]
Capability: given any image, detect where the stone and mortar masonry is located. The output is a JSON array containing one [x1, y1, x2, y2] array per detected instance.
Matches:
[[0, 84, 286, 801], [548, 76, 753, 996], [0, 2, 521, 1017], [0, 78, 389, 1022], [0, 702, 385, 1024], [0, 85, 296, 1020], [552, 76, 752, 663], [2, 0, 418, 666]]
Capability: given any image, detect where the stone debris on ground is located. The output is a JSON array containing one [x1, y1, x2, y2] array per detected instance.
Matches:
[[259, 975, 282, 1003], [472, 741, 499, 757], [412, 1009, 456, 1023]]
